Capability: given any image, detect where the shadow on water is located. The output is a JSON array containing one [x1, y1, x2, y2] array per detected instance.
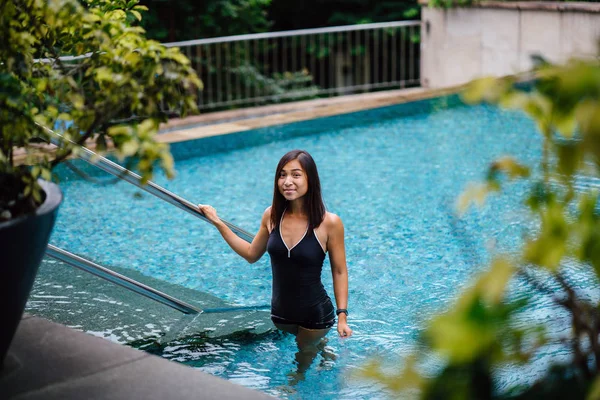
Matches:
[[132, 325, 281, 355], [27, 256, 274, 345]]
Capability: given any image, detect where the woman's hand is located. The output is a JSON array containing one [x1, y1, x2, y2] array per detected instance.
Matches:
[[198, 204, 221, 226], [337, 317, 353, 338]]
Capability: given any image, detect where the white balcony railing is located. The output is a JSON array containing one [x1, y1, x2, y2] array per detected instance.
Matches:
[[164, 21, 422, 111]]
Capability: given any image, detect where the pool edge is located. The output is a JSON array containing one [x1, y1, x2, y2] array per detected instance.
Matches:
[[157, 85, 465, 145]]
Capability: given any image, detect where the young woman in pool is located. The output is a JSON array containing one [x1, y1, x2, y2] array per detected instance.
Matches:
[[198, 149, 352, 362]]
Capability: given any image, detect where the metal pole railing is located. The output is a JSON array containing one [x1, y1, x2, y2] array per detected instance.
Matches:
[[46, 245, 271, 315], [36, 21, 421, 112], [46, 244, 202, 314], [37, 124, 255, 243], [162, 21, 419, 47]]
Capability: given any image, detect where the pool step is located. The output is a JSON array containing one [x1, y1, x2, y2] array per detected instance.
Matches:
[[26, 257, 273, 345]]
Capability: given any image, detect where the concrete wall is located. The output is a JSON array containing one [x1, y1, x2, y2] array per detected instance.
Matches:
[[420, 2, 600, 88]]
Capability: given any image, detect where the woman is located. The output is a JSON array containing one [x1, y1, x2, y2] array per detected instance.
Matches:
[[198, 149, 352, 365]]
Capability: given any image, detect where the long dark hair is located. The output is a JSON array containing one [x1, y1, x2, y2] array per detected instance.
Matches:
[[270, 150, 326, 230]]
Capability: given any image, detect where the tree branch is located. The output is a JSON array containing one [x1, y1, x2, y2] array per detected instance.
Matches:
[[49, 101, 128, 168], [555, 272, 592, 378], [518, 268, 568, 309], [49, 114, 100, 168]]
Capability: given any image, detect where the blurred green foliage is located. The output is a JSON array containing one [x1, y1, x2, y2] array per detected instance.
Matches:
[[138, 0, 273, 42], [360, 57, 600, 398], [137, 0, 420, 42], [269, 0, 419, 31], [0, 0, 200, 220]]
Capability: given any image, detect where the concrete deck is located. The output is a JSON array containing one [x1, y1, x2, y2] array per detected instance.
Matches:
[[1, 315, 273, 399]]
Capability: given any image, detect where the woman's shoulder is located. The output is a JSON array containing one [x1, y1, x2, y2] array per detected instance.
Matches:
[[261, 206, 273, 221], [323, 211, 343, 229], [262, 206, 273, 230]]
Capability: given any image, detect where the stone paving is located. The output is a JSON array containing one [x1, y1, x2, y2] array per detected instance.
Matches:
[[1, 316, 274, 399]]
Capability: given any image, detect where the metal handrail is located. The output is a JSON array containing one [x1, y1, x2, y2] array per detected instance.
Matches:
[[46, 244, 202, 314], [203, 304, 270, 314], [46, 245, 271, 315], [37, 124, 255, 243], [163, 20, 421, 47]]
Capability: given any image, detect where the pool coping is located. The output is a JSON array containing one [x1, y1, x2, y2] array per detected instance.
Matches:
[[155, 86, 464, 145]]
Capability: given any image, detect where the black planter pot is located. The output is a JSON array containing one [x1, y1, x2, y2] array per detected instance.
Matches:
[[0, 180, 62, 366]]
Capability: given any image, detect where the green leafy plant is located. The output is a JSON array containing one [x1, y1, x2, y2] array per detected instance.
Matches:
[[0, 0, 201, 221], [359, 57, 600, 398], [428, 0, 472, 9], [139, 0, 273, 42]]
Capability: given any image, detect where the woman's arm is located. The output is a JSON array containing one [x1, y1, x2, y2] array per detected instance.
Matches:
[[327, 213, 353, 338], [199, 205, 271, 264]]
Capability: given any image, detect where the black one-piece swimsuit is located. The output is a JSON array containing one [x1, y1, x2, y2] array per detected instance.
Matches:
[[267, 212, 335, 330]]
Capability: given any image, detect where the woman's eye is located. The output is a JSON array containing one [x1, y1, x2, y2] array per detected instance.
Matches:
[[293, 174, 301, 178]]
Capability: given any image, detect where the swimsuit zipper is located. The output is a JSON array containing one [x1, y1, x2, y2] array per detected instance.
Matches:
[[280, 208, 308, 258]]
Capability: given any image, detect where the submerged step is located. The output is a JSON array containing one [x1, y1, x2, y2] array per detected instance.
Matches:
[[27, 257, 273, 345]]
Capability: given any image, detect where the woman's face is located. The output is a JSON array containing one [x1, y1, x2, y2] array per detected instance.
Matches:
[[278, 159, 308, 201]]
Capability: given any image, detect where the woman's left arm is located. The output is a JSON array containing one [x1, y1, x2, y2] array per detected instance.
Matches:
[[327, 213, 353, 338]]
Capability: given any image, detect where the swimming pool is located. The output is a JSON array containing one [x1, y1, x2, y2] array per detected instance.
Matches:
[[27, 96, 585, 398]]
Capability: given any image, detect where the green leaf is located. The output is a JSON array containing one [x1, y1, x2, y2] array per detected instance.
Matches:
[[41, 168, 52, 181], [462, 77, 498, 104], [108, 125, 133, 137], [555, 140, 583, 178], [119, 139, 139, 158], [498, 90, 529, 109], [553, 111, 577, 138], [57, 113, 72, 121], [577, 100, 600, 165], [523, 93, 551, 123], [456, 182, 492, 214], [137, 118, 156, 138], [356, 356, 423, 393], [476, 258, 516, 304], [523, 202, 569, 271], [429, 307, 495, 363], [94, 66, 113, 82], [95, 134, 107, 152], [32, 186, 42, 203], [108, 9, 127, 20], [490, 156, 530, 180], [586, 376, 600, 400]]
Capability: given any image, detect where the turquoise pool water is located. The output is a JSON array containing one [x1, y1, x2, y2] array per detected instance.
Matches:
[[36, 97, 588, 398]]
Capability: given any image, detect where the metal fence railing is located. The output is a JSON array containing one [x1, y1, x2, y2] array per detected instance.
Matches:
[[163, 21, 421, 111]]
